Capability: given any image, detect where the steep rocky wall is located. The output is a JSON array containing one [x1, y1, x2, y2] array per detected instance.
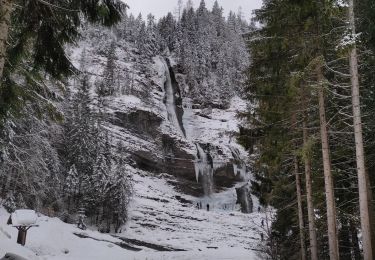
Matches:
[[235, 184, 253, 214], [68, 30, 251, 198]]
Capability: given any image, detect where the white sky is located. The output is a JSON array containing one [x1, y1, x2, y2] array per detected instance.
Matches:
[[122, 0, 263, 20]]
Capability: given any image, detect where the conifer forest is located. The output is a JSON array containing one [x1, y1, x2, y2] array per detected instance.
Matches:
[[1, 0, 375, 259]]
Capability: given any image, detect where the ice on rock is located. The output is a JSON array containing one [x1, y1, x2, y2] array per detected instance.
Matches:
[[233, 164, 238, 176], [194, 160, 200, 183], [194, 144, 214, 196], [233, 163, 247, 178]]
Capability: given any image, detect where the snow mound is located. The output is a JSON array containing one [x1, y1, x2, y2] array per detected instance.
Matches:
[[11, 210, 37, 226]]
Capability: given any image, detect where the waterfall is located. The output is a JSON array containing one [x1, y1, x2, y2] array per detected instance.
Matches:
[[162, 58, 185, 137], [159, 58, 214, 195], [194, 144, 214, 196], [160, 57, 244, 198], [230, 146, 247, 178]]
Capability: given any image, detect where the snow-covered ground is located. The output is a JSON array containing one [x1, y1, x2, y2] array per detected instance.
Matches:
[[126, 172, 263, 249], [0, 170, 266, 259]]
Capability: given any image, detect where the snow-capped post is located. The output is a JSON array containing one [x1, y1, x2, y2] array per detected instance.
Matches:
[[8, 209, 38, 246]]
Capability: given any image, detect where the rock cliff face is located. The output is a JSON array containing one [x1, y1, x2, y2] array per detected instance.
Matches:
[[236, 184, 253, 214], [68, 28, 252, 206]]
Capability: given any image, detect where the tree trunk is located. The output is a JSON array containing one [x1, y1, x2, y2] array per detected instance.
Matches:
[[0, 0, 12, 80], [317, 68, 339, 260], [303, 117, 319, 260], [294, 156, 307, 260], [16, 227, 27, 246], [348, 1, 373, 259]]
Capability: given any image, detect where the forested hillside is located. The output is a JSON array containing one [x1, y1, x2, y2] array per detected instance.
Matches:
[[117, 0, 250, 106]]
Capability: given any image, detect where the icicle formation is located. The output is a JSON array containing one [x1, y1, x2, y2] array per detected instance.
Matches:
[[194, 144, 214, 196], [230, 147, 247, 178]]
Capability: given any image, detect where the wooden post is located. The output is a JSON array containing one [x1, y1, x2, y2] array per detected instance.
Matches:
[[10, 210, 38, 246], [16, 227, 28, 246]]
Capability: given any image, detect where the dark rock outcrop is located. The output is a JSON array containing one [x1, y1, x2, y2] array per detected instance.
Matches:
[[111, 110, 163, 138], [235, 184, 253, 214], [132, 150, 163, 173], [214, 164, 242, 189]]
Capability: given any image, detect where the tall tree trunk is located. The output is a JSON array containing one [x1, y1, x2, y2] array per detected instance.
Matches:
[[303, 116, 319, 260], [348, 1, 373, 259], [317, 68, 339, 260], [294, 156, 307, 260], [0, 0, 12, 80]]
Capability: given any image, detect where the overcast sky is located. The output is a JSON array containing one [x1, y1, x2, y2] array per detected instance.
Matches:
[[123, 0, 263, 20]]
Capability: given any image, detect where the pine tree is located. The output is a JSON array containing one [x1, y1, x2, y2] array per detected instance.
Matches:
[[0, 0, 126, 124], [356, 0, 375, 256], [0, 104, 62, 210], [64, 164, 79, 210], [15, 193, 26, 209], [158, 13, 177, 51], [3, 191, 16, 213], [186, 0, 194, 10], [98, 42, 117, 96], [109, 142, 132, 233], [175, 0, 184, 21], [347, 0, 374, 258], [64, 75, 97, 207]]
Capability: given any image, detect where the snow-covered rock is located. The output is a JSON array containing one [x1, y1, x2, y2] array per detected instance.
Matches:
[[67, 29, 251, 196]]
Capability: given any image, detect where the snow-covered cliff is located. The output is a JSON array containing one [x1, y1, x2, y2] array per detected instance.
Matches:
[[67, 24, 252, 197]]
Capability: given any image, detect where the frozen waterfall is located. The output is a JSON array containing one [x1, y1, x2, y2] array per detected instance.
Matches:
[[162, 58, 185, 137], [194, 144, 214, 196], [160, 57, 246, 198]]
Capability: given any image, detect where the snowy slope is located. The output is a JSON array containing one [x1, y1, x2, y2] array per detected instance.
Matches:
[[1, 171, 267, 259], [125, 170, 264, 252], [0, 206, 137, 260]]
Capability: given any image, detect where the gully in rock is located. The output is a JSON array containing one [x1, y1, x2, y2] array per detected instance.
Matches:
[[162, 58, 186, 137]]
